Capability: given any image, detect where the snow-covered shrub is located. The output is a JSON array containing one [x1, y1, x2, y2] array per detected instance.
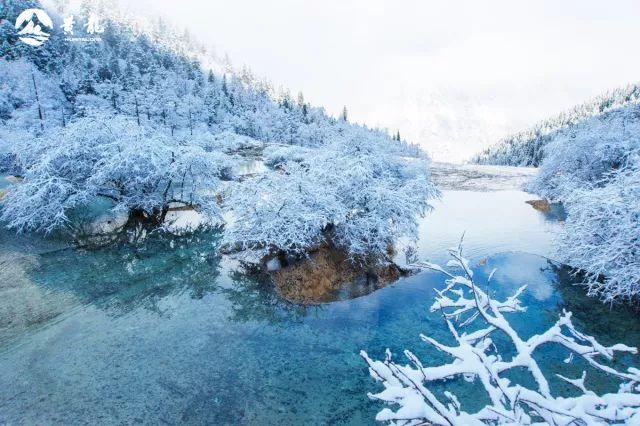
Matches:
[[263, 144, 311, 168], [556, 154, 640, 303], [1, 115, 233, 234], [224, 137, 438, 262], [528, 105, 640, 200], [193, 130, 264, 154], [223, 161, 341, 257], [362, 243, 640, 424]]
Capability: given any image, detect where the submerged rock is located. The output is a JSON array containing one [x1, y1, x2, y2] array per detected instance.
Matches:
[[163, 206, 214, 234], [271, 245, 404, 304], [0, 188, 7, 201], [0, 254, 76, 344], [86, 211, 129, 235]]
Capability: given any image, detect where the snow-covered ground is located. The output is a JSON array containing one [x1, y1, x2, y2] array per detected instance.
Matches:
[[430, 162, 538, 191]]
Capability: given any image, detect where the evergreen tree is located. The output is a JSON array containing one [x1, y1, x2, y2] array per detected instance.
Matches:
[[221, 74, 229, 97], [0, 0, 418, 155]]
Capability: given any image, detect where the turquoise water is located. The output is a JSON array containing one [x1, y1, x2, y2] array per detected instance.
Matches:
[[1, 190, 639, 424]]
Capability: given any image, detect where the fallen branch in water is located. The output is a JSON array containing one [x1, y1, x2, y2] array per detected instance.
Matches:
[[361, 237, 640, 425]]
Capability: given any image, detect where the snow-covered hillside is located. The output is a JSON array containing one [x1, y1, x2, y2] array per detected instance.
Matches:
[[472, 84, 640, 166], [526, 105, 640, 303], [0, 0, 436, 268]]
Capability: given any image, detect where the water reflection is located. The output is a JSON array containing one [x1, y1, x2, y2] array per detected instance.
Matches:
[[44, 232, 220, 314], [550, 262, 640, 348], [540, 201, 568, 222], [222, 269, 309, 325], [397, 190, 563, 266], [0, 231, 223, 346]]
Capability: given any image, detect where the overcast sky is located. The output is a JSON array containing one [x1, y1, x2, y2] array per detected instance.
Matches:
[[120, 0, 640, 161]]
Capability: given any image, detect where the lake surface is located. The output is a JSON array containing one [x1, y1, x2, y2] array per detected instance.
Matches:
[[1, 166, 639, 424]]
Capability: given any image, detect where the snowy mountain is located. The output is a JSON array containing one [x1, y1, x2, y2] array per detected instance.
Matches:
[[367, 87, 510, 163]]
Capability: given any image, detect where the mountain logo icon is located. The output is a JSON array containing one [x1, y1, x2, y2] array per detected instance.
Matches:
[[15, 8, 53, 46]]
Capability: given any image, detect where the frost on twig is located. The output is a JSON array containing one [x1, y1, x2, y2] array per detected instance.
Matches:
[[361, 240, 640, 425]]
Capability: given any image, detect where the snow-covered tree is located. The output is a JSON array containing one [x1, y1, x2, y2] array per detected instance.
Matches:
[[362, 242, 640, 425], [522, 105, 640, 304], [223, 161, 341, 258], [527, 105, 640, 200], [1, 115, 233, 234], [341, 105, 348, 122], [554, 153, 640, 303], [223, 136, 438, 262], [327, 137, 436, 259]]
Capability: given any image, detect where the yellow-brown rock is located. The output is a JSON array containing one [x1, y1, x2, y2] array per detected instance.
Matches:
[[526, 199, 551, 213], [271, 245, 401, 304]]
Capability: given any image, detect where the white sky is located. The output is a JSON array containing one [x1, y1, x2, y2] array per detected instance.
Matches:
[[119, 0, 640, 162]]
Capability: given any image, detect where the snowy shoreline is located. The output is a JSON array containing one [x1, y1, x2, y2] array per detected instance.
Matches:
[[430, 162, 538, 191]]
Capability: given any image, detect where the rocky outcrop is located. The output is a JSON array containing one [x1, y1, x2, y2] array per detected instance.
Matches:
[[271, 244, 404, 304], [526, 199, 551, 213]]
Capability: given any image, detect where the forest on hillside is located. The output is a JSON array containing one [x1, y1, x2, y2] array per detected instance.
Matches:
[[472, 84, 640, 167], [0, 0, 436, 274]]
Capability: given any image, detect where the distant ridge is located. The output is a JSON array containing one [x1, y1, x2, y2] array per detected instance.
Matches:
[[471, 83, 640, 166]]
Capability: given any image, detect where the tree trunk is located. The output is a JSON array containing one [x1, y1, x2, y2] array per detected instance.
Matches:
[[134, 95, 140, 126], [111, 88, 117, 110], [31, 71, 44, 131]]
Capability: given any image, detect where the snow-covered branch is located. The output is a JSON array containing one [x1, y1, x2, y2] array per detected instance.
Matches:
[[362, 242, 640, 425]]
